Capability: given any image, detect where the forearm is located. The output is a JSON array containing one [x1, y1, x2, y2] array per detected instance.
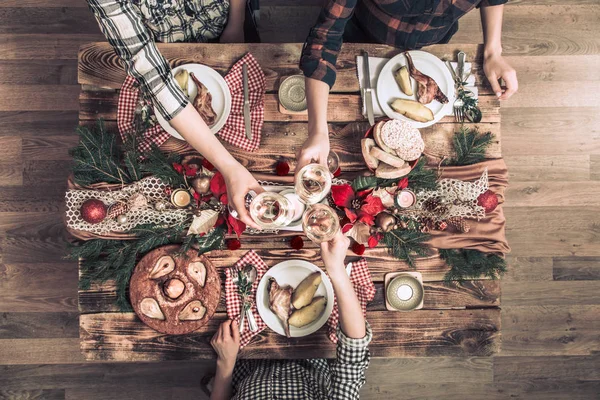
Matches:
[[306, 77, 330, 139], [227, 0, 245, 26], [480, 5, 504, 56], [210, 360, 234, 400], [329, 267, 366, 339], [169, 104, 241, 172]]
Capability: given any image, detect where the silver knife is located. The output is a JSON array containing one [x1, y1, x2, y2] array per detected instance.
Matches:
[[457, 51, 466, 84], [242, 63, 253, 141], [361, 50, 375, 126]]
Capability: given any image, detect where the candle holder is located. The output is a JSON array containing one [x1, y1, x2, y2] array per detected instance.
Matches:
[[384, 271, 424, 311]]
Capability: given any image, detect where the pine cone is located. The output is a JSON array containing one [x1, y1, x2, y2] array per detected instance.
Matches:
[[423, 197, 442, 212], [447, 216, 470, 233], [107, 201, 128, 219]]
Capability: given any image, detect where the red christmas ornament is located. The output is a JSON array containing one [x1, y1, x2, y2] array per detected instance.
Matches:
[[351, 242, 366, 255], [275, 160, 290, 176], [290, 235, 304, 250], [477, 190, 499, 213], [398, 177, 409, 190], [80, 199, 107, 224], [226, 238, 241, 251]]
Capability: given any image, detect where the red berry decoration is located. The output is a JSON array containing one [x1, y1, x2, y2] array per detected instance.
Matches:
[[275, 160, 290, 176], [226, 238, 241, 251], [80, 199, 107, 224], [290, 235, 304, 250], [477, 190, 499, 213], [351, 242, 366, 255]]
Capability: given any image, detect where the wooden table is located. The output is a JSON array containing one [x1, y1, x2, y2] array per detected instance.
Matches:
[[77, 42, 502, 361]]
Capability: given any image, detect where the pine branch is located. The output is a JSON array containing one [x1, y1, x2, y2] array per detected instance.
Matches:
[[140, 145, 186, 187], [444, 127, 495, 166], [439, 249, 507, 282], [382, 229, 431, 268], [351, 158, 438, 192]]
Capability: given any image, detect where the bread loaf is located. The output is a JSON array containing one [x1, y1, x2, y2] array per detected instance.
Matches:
[[361, 138, 380, 169], [369, 146, 406, 168], [375, 162, 411, 179]]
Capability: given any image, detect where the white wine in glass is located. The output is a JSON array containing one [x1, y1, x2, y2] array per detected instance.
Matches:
[[249, 192, 295, 229], [294, 163, 332, 205], [327, 151, 340, 174], [302, 204, 340, 243]]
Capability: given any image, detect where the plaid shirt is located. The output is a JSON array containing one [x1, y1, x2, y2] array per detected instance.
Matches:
[[87, 0, 229, 121], [300, 0, 508, 88], [231, 324, 372, 399]]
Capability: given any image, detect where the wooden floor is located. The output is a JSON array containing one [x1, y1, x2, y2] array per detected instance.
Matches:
[[0, 1, 598, 399]]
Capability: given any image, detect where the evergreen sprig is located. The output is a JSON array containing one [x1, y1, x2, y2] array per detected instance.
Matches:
[[352, 157, 439, 192], [382, 229, 431, 269], [439, 249, 507, 282], [444, 126, 495, 166], [140, 144, 186, 188]]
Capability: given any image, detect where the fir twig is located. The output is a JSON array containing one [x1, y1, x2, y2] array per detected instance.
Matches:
[[439, 249, 507, 282], [444, 126, 495, 166], [351, 158, 439, 192], [382, 229, 431, 268], [140, 144, 186, 187]]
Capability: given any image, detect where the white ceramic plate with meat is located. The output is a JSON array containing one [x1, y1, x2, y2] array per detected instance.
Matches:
[[256, 260, 334, 338], [155, 63, 232, 140], [376, 50, 454, 128]]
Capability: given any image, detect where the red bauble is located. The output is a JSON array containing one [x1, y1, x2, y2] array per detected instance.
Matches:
[[275, 161, 290, 176], [226, 239, 241, 251], [351, 242, 366, 255], [477, 190, 499, 213], [290, 235, 304, 250], [80, 199, 107, 224]]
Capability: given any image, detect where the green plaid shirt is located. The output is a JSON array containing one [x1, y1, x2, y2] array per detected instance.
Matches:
[[87, 0, 229, 121]]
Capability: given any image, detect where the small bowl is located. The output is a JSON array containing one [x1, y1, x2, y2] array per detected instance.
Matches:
[[386, 274, 424, 311], [278, 75, 307, 112]]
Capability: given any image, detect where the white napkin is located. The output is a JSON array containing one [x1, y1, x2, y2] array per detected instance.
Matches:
[[356, 55, 477, 119]]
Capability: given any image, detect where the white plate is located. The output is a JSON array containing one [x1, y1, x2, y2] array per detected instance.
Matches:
[[155, 63, 232, 140], [376, 50, 454, 128], [256, 260, 334, 338]]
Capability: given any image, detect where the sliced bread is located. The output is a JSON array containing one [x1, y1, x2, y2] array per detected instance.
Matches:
[[373, 121, 396, 154], [361, 138, 380, 169], [369, 146, 406, 168], [375, 161, 412, 179]]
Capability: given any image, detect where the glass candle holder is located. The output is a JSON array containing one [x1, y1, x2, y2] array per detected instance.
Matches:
[[249, 192, 295, 229], [294, 163, 332, 205], [302, 204, 340, 244]]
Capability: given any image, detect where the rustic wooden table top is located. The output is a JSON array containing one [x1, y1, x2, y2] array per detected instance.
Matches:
[[77, 42, 502, 362]]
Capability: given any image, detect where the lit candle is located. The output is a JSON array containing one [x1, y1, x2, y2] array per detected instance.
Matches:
[[396, 284, 413, 301], [171, 189, 191, 208], [396, 189, 416, 208]]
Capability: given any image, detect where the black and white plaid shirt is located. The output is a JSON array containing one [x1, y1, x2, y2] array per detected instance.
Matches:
[[87, 0, 230, 121], [232, 324, 372, 399]]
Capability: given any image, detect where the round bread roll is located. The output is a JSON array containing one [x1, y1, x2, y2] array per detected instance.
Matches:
[[381, 120, 424, 161]]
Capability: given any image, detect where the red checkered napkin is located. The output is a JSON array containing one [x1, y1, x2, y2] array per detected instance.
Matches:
[[326, 258, 376, 343], [220, 53, 265, 151], [117, 76, 171, 153], [225, 250, 268, 348]]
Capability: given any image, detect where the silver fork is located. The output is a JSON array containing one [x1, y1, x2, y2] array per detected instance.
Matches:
[[446, 61, 465, 122]]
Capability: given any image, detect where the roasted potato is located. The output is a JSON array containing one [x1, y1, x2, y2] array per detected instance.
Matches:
[[390, 99, 434, 122], [394, 66, 413, 96], [292, 271, 322, 309], [289, 296, 327, 328]]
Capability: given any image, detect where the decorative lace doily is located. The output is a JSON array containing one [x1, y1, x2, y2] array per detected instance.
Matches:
[[65, 176, 188, 235], [415, 168, 489, 220]]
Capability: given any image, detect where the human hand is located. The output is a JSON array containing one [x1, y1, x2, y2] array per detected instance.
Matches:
[[483, 52, 518, 100], [211, 320, 240, 372], [295, 133, 330, 179], [223, 164, 264, 230], [320, 231, 350, 278], [219, 25, 245, 43]]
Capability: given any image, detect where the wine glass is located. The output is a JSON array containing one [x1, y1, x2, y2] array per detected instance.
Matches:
[[302, 204, 340, 243], [249, 192, 295, 229], [294, 163, 332, 205], [327, 151, 340, 174]]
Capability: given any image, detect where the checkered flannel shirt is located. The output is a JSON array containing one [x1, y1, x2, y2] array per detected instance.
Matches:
[[87, 0, 229, 121], [231, 323, 372, 400], [300, 0, 508, 88]]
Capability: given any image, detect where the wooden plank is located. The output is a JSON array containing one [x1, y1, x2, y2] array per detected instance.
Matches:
[[0, 85, 79, 111], [506, 182, 600, 207], [0, 390, 65, 400], [0, 312, 79, 339], [0, 137, 21, 163], [0, 338, 83, 365], [78, 42, 492, 93], [0, 60, 78, 85], [501, 305, 600, 356], [79, 279, 500, 314], [0, 185, 69, 213], [79, 309, 500, 360], [0, 111, 79, 137], [493, 354, 600, 380], [23, 161, 72, 186], [0, 8, 99, 35], [553, 256, 600, 280], [21, 136, 79, 161], [0, 163, 22, 186], [0, 212, 68, 240], [65, 387, 206, 400], [592, 154, 600, 180], [0, 34, 105, 60], [501, 281, 600, 306], [505, 155, 590, 182], [0, 237, 69, 263], [503, 256, 554, 282], [0, 0, 86, 6], [502, 81, 600, 109]]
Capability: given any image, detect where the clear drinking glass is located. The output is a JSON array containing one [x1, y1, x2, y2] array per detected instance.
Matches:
[[301, 204, 340, 243], [249, 192, 295, 229], [294, 163, 332, 205], [327, 151, 340, 174]]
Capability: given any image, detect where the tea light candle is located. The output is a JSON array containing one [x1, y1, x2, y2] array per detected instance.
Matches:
[[171, 189, 191, 208], [396, 284, 414, 301], [283, 192, 305, 222], [396, 189, 416, 208]]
